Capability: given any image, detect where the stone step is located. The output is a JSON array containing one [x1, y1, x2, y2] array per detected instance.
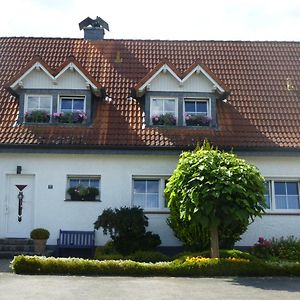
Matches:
[[0, 244, 34, 252], [0, 238, 33, 245], [0, 250, 54, 259], [0, 251, 35, 259]]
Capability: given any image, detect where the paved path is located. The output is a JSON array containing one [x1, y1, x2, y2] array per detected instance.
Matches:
[[1, 260, 300, 300]]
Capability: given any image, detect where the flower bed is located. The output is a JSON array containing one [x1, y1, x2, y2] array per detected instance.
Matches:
[[152, 113, 176, 126], [53, 111, 87, 124], [185, 114, 211, 126], [25, 110, 50, 123]]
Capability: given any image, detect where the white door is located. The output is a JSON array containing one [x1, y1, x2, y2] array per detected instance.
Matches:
[[5, 175, 34, 238]]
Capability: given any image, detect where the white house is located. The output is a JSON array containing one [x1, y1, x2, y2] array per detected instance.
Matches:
[[0, 21, 299, 250]]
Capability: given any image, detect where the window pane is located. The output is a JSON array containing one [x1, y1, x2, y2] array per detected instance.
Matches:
[[152, 99, 163, 115], [133, 194, 146, 208], [79, 179, 89, 188], [40, 97, 51, 110], [27, 97, 39, 110], [134, 180, 146, 193], [90, 179, 99, 188], [275, 196, 287, 209], [185, 101, 195, 112], [61, 99, 72, 110], [147, 180, 159, 193], [164, 99, 175, 112], [70, 179, 80, 187], [196, 102, 207, 113], [275, 182, 286, 195], [73, 99, 84, 110], [265, 196, 270, 209], [146, 194, 159, 208], [264, 181, 270, 209], [287, 196, 300, 209], [286, 182, 298, 195]]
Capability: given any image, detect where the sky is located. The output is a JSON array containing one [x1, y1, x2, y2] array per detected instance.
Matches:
[[0, 0, 300, 41]]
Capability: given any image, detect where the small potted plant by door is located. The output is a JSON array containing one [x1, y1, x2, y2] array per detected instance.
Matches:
[[30, 228, 50, 254]]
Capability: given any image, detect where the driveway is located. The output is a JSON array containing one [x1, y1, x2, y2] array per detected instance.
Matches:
[[1, 259, 300, 300]]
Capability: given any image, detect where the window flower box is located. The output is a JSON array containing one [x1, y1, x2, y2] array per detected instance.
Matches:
[[25, 110, 50, 123], [53, 111, 87, 124], [67, 186, 100, 201], [185, 114, 212, 126], [152, 113, 176, 126]]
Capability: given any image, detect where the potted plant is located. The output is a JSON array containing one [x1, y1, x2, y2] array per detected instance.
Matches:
[[67, 186, 100, 201], [53, 111, 87, 124], [152, 113, 176, 126], [30, 228, 50, 254], [25, 110, 50, 123], [185, 114, 212, 126]]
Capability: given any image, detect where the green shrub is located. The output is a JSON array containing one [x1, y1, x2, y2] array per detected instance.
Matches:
[[30, 228, 50, 240], [94, 207, 161, 255], [127, 251, 170, 263], [251, 236, 300, 261], [95, 243, 124, 261], [270, 236, 300, 261], [95, 246, 169, 263], [11, 255, 300, 277]]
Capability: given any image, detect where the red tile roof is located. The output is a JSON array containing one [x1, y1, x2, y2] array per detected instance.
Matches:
[[0, 37, 299, 150]]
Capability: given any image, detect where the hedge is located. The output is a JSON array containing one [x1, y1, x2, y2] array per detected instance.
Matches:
[[10, 255, 300, 276], [94, 249, 170, 263]]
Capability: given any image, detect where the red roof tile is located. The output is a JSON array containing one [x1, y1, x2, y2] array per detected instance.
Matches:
[[0, 37, 299, 150]]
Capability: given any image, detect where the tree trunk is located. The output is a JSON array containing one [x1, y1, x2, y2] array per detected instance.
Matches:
[[210, 224, 219, 258]]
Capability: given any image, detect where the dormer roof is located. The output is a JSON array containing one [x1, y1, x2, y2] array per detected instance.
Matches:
[[7, 55, 101, 92]]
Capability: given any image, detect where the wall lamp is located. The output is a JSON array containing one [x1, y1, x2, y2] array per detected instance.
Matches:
[[17, 166, 22, 174]]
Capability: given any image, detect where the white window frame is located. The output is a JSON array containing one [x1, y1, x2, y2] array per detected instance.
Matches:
[[264, 178, 300, 213], [132, 176, 170, 212], [58, 95, 86, 113], [183, 97, 211, 126], [150, 97, 178, 125], [66, 175, 101, 201], [24, 94, 53, 115]]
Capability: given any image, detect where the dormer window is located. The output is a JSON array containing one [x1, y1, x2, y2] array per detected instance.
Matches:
[[54, 96, 87, 124], [24, 95, 52, 123], [184, 98, 211, 126], [59, 96, 86, 113], [7, 57, 100, 126], [136, 61, 228, 129], [150, 97, 177, 126]]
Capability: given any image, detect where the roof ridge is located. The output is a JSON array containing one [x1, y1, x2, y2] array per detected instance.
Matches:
[[0, 36, 299, 44]]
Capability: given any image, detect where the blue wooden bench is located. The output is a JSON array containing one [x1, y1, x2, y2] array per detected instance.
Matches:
[[57, 230, 95, 255]]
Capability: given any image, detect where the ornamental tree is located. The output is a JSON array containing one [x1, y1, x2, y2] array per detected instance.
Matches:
[[165, 142, 266, 258]]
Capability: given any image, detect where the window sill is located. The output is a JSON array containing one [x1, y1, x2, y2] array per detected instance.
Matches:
[[64, 199, 101, 202], [148, 125, 213, 129], [144, 210, 170, 215], [264, 211, 300, 216], [24, 122, 90, 127]]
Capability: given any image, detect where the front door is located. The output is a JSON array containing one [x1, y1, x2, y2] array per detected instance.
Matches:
[[5, 175, 34, 238]]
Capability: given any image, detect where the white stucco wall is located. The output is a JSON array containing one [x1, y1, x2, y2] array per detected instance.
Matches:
[[0, 152, 181, 246], [22, 69, 88, 90], [150, 72, 214, 93], [0, 152, 299, 247]]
